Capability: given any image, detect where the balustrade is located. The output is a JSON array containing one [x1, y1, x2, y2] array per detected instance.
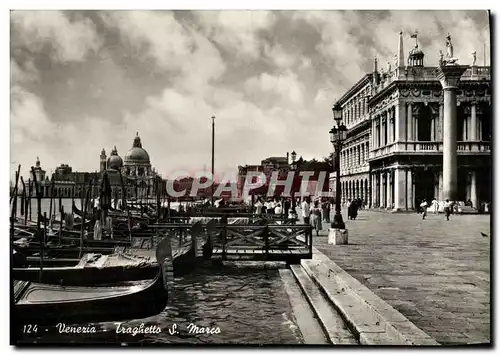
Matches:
[[369, 141, 490, 159]]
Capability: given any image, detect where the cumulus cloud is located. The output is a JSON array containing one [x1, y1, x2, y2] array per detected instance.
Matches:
[[245, 71, 305, 106], [10, 10, 102, 62], [9, 10, 490, 182], [195, 11, 276, 61], [100, 11, 226, 91]]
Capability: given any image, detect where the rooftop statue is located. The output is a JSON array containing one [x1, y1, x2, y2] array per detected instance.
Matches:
[[442, 33, 459, 65], [472, 50, 477, 66], [445, 33, 453, 59]]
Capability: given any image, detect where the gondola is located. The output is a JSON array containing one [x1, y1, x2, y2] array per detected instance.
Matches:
[[12, 221, 212, 284], [13, 234, 172, 327]]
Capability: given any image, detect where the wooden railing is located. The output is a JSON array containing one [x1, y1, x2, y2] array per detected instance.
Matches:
[[211, 224, 313, 260]]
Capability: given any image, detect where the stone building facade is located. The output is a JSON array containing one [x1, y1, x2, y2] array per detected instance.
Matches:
[[331, 32, 491, 210]]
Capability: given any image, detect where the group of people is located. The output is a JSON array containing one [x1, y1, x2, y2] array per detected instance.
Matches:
[[346, 199, 362, 220], [299, 197, 331, 236], [252, 195, 373, 236], [419, 198, 456, 221]]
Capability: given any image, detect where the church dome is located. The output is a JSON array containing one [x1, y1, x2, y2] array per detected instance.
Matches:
[[107, 146, 123, 170], [124, 133, 150, 165]]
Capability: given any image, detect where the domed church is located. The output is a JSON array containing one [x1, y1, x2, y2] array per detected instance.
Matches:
[[99, 133, 161, 199]]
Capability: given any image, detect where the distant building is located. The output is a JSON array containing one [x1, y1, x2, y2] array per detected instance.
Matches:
[[237, 152, 331, 199], [29, 133, 165, 200], [97, 132, 163, 199], [29, 157, 51, 197]]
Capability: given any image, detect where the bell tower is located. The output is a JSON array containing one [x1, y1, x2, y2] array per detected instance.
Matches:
[[100, 148, 107, 172]]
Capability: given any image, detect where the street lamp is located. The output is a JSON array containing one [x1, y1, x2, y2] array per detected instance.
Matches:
[[330, 103, 348, 230]]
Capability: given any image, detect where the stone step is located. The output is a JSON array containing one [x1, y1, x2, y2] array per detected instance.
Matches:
[[301, 249, 440, 345], [289, 264, 358, 344], [279, 269, 329, 344]]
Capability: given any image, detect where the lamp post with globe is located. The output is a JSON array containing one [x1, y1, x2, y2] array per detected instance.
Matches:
[[329, 103, 348, 231]]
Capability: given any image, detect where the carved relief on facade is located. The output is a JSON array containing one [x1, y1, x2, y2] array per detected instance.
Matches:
[[399, 88, 410, 97], [432, 90, 442, 97], [411, 88, 421, 97]]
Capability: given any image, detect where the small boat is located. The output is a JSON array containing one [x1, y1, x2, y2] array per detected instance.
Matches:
[[13, 234, 172, 327], [12, 256, 159, 286], [13, 221, 212, 284]]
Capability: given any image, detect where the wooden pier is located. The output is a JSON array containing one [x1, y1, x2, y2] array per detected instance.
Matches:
[[210, 223, 313, 264]]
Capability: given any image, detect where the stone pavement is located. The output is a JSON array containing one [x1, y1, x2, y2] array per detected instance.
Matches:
[[301, 208, 491, 345]]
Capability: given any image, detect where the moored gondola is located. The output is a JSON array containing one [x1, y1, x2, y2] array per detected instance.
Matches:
[[13, 233, 172, 327], [12, 221, 211, 284]]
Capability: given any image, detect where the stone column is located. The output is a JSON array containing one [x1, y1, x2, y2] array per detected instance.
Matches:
[[382, 115, 387, 146], [437, 65, 468, 201], [371, 118, 376, 148], [407, 103, 413, 141], [434, 172, 439, 200], [375, 119, 379, 148], [388, 112, 393, 144], [379, 171, 385, 208], [430, 116, 435, 141], [371, 174, 376, 207], [470, 104, 477, 141], [462, 116, 468, 141], [406, 169, 413, 210], [415, 113, 419, 141], [393, 168, 406, 211], [386, 170, 392, 209], [378, 118, 382, 147], [438, 171, 443, 200], [395, 103, 405, 143], [437, 103, 444, 141], [470, 170, 478, 209], [368, 175, 372, 207]]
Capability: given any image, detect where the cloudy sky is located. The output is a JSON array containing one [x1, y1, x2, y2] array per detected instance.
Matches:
[[10, 10, 490, 180]]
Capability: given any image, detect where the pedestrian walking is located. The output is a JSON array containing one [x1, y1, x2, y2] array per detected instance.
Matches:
[[274, 203, 283, 215], [284, 198, 291, 217], [301, 197, 312, 239], [325, 199, 331, 223], [443, 199, 452, 220], [301, 197, 311, 225], [432, 198, 438, 214], [321, 200, 328, 222], [420, 199, 428, 219], [310, 201, 323, 236], [255, 198, 263, 215]]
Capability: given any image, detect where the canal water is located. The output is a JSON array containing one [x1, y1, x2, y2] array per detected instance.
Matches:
[[12, 198, 303, 345]]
